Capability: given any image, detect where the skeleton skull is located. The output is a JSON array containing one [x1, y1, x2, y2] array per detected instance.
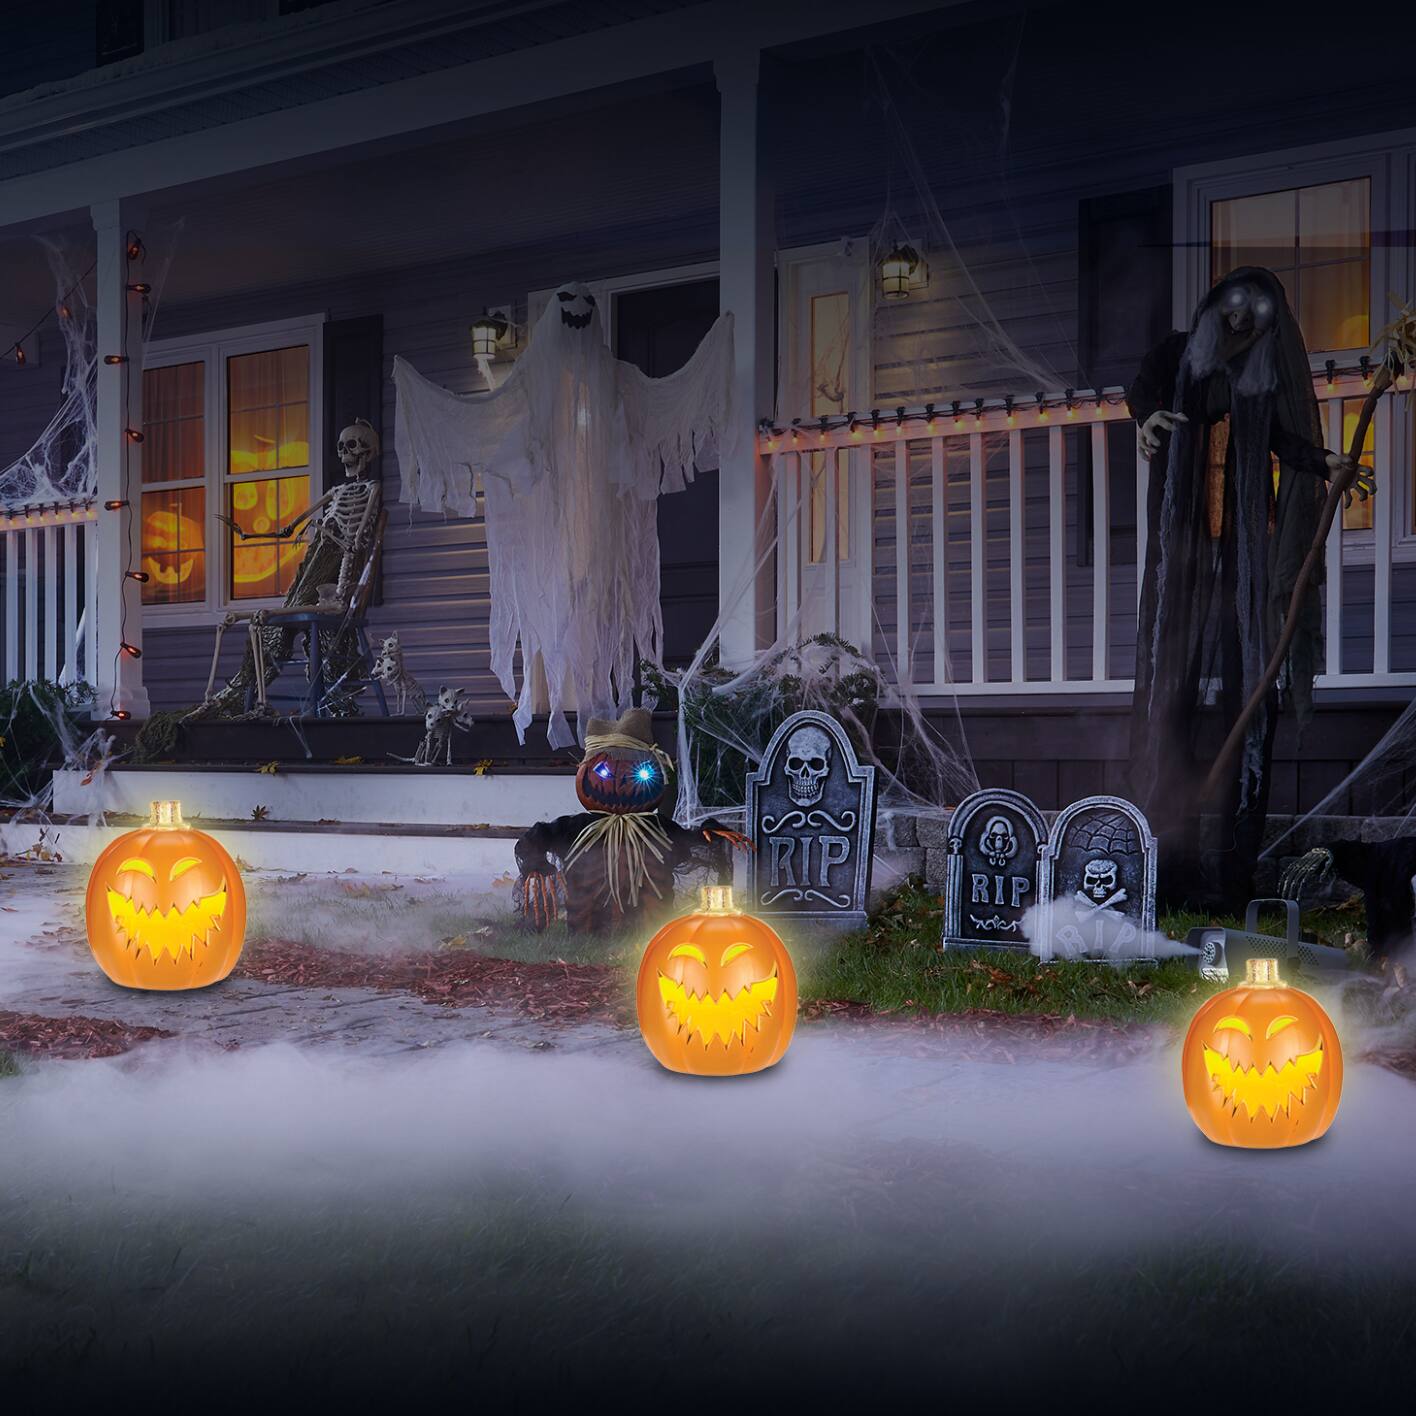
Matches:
[[784, 725, 832, 806], [337, 418, 380, 479], [1082, 858, 1119, 903], [980, 815, 1018, 869]]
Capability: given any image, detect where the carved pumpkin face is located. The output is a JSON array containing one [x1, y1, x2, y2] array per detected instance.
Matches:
[[636, 888, 797, 1076], [576, 750, 666, 814], [1182, 959, 1342, 1148], [85, 802, 246, 991]]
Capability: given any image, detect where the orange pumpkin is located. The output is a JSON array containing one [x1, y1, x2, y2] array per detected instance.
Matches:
[[1181, 957, 1342, 1148], [85, 801, 246, 991], [636, 886, 797, 1076]]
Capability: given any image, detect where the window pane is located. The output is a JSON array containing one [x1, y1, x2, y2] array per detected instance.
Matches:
[[1298, 178, 1369, 260], [1300, 260, 1370, 351], [140, 487, 206, 604], [228, 474, 311, 600], [1340, 396, 1375, 531], [228, 346, 310, 473], [141, 361, 204, 484], [810, 291, 850, 417], [1211, 189, 1295, 279]]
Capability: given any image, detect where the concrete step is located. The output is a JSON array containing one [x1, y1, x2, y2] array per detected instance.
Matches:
[[53, 765, 580, 832]]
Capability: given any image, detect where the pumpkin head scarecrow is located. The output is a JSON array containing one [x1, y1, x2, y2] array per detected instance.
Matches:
[[85, 800, 246, 990], [514, 708, 749, 934]]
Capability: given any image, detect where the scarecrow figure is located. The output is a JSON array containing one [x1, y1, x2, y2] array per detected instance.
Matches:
[[393, 283, 733, 749], [1127, 268, 1374, 905], [514, 709, 749, 935]]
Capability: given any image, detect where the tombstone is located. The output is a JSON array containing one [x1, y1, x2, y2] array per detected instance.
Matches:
[[1040, 795, 1157, 962], [941, 788, 1047, 952], [746, 710, 876, 927]]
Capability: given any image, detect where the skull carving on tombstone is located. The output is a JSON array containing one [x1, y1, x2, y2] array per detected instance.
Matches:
[[337, 418, 380, 479], [980, 815, 1018, 869], [784, 725, 832, 807], [1083, 858, 1119, 903]]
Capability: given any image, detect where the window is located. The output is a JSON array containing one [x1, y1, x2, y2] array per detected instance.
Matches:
[[1211, 178, 1370, 353], [141, 317, 323, 616]]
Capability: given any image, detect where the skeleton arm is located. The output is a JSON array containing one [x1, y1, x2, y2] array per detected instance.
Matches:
[[216, 487, 337, 543]]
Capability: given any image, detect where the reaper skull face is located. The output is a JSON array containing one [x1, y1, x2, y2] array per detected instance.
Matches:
[[1219, 281, 1274, 335], [556, 283, 598, 332], [1083, 858, 1119, 903], [784, 725, 832, 806], [980, 815, 1018, 869], [337, 418, 380, 479]]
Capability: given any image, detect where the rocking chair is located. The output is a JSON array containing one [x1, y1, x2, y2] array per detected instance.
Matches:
[[201, 508, 390, 718]]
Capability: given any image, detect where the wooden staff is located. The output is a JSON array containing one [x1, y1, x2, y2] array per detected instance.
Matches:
[[1202, 360, 1393, 802]]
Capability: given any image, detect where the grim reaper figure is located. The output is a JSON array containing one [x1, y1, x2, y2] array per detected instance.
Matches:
[[393, 283, 733, 748], [1127, 268, 1373, 905]]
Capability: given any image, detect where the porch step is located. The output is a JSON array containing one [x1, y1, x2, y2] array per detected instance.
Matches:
[[52, 765, 581, 832]]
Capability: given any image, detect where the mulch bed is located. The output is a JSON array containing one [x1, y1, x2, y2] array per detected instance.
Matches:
[[235, 939, 629, 1025], [0, 1010, 175, 1060]]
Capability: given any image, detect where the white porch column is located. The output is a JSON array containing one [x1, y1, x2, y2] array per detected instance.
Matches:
[[91, 199, 150, 720], [715, 51, 775, 666]]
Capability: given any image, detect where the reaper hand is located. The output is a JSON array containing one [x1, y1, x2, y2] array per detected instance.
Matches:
[[701, 828, 754, 853], [1324, 453, 1377, 508], [515, 868, 563, 932], [1138, 409, 1188, 460]]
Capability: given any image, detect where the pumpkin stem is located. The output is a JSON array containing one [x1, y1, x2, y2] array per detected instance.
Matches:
[[1245, 957, 1282, 987], [699, 885, 741, 915], [149, 800, 185, 829]]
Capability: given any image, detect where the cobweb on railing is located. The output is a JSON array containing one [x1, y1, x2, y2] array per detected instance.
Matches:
[[646, 462, 978, 838], [0, 242, 97, 511], [0, 680, 121, 857]]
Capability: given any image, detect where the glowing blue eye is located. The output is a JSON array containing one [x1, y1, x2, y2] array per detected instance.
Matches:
[[636, 764, 655, 782], [594, 763, 612, 779]]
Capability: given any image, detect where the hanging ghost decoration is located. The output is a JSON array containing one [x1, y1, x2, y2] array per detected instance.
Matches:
[[393, 282, 734, 747]]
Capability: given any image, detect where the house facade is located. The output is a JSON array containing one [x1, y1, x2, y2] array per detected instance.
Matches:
[[3, 0, 1416, 816]]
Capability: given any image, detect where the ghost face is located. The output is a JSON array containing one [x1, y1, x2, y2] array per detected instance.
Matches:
[[556, 285, 598, 331]]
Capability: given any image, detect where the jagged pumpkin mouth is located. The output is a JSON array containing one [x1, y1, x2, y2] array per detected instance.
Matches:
[[106, 886, 228, 963], [657, 968, 779, 1049], [1202, 1042, 1325, 1121]]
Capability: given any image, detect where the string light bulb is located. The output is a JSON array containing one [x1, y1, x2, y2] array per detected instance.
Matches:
[[13, 347, 24, 367], [104, 499, 129, 511], [104, 354, 127, 365], [125, 570, 150, 583], [120, 642, 142, 659], [110, 708, 132, 721], [125, 428, 144, 443]]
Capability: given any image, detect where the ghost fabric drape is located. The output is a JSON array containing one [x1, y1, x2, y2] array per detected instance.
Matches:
[[394, 284, 733, 748], [1127, 267, 1329, 905]]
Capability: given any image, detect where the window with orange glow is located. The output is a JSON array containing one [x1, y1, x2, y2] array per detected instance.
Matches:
[[140, 487, 206, 605], [228, 475, 311, 600], [140, 363, 207, 604], [1211, 178, 1370, 352], [1340, 397, 1375, 532], [142, 362, 204, 484], [227, 346, 310, 473]]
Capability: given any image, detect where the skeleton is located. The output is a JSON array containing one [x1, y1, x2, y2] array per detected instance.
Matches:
[[186, 419, 383, 720], [400, 685, 474, 767], [784, 725, 832, 806], [979, 815, 1018, 869], [370, 631, 426, 717], [1075, 858, 1126, 916]]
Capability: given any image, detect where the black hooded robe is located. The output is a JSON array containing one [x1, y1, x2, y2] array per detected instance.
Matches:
[[1126, 268, 1331, 906]]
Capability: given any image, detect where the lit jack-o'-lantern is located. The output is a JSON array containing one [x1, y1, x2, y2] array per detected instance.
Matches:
[[229, 477, 309, 590], [85, 801, 246, 991], [636, 886, 797, 1076], [1182, 957, 1342, 1148], [576, 748, 667, 815], [142, 505, 204, 589]]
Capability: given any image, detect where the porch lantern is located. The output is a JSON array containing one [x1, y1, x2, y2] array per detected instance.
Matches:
[[470, 310, 510, 359], [879, 243, 924, 300]]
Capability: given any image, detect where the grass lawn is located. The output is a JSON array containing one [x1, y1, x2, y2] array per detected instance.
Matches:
[[457, 876, 1372, 1028]]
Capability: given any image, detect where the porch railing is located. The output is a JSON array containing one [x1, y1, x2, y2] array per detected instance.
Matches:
[[761, 372, 1414, 697], [0, 501, 98, 687]]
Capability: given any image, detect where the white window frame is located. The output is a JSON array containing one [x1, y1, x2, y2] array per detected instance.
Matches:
[[1175, 128, 1416, 563], [141, 312, 325, 626]]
